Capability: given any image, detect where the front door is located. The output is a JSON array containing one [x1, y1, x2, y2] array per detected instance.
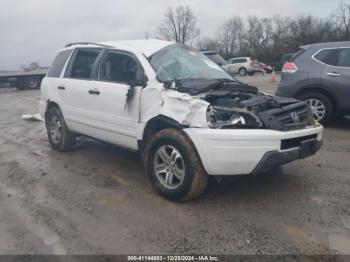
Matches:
[[83, 50, 144, 150]]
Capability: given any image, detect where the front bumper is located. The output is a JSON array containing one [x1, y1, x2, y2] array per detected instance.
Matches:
[[251, 140, 322, 175], [184, 126, 323, 176]]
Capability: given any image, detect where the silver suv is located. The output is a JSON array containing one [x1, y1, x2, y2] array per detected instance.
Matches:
[[277, 41, 350, 125], [226, 57, 261, 76]]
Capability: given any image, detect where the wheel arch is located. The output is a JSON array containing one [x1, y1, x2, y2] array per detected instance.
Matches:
[[296, 87, 338, 112], [139, 115, 206, 172], [45, 100, 61, 127], [140, 115, 184, 148]]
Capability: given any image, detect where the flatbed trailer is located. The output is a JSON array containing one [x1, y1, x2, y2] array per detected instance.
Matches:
[[0, 69, 47, 90]]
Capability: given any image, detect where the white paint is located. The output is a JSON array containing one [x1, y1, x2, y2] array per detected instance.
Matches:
[[41, 39, 324, 176]]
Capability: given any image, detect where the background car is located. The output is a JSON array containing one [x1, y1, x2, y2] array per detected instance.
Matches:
[[276, 41, 350, 125], [281, 53, 295, 64], [259, 62, 273, 73], [269, 53, 296, 72], [200, 51, 232, 74], [226, 57, 261, 76]]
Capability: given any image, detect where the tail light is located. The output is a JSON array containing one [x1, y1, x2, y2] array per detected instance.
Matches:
[[283, 62, 298, 73]]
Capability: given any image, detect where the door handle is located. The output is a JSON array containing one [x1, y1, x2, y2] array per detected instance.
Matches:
[[88, 89, 100, 95], [326, 72, 340, 77], [57, 85, 66, 90]]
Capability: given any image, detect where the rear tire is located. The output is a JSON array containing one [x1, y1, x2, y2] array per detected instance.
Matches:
[[25, 76, 40, 89], [46, 107, 76, 151], [298, 92, 334, 126], [15, 79, 26, 90], [145, 129, 208, 202]]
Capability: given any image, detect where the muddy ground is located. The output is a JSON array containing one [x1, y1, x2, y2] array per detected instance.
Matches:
[[0, 74, 349, 255]]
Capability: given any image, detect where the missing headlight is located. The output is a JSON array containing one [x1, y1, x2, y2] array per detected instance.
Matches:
[[207, 106, 262, 129]]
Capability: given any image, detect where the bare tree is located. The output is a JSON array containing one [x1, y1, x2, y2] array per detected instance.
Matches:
[[21, 62, 41, 72], [218, 16, 244, 57], [334, 0, 350, 40], [158, 6, 200, 45], [196, 36, 221, 51], [156, 2, 348, 64]]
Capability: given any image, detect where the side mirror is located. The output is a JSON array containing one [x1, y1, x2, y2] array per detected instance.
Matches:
[[135, 73, 148, 87]]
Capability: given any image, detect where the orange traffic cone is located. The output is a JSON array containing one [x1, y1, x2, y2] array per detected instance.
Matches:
[[270, 68, 277, 82]]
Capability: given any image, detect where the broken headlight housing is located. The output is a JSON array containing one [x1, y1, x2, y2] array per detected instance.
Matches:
[[207, 106, 263, 129]]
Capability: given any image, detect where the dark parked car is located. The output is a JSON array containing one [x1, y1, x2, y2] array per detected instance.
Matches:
[[281, 53, 295, 64], [270, 53, 296, 72], [201, 51, 227, 67], [201, 51, 232, 74], [277, 41, 350, 125]]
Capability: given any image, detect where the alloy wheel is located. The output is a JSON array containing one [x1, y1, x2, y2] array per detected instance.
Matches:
[[154, 145, 185, 190], [307, 98, 326, 122], [49, 116, 62, 144]]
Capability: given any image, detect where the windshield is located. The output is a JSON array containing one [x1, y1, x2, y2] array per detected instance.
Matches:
[[149, 44, 233, 82]]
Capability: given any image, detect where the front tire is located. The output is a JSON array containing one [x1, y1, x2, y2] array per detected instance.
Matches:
[[239, 68, 247, 76], [145, 129, 208, 202], [298, 92, 334, 126], [46, 107, 76, 151]]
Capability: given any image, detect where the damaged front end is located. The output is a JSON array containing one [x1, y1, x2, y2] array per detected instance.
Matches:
[[169, 79, 315, 131], [148, 44, 315, 131]]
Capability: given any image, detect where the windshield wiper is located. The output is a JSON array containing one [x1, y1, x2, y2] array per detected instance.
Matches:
[[213, 78, 243, 85]]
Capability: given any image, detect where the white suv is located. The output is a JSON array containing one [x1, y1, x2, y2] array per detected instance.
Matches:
[[40, 40, 323, 202], [227, 57, 261, 76]]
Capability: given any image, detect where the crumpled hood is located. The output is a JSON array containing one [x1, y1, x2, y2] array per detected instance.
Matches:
[[168, 78, 258, 96]]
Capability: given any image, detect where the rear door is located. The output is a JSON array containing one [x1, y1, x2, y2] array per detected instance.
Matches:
[[60, 48, 102, 133], [321, 47, 350, 110]]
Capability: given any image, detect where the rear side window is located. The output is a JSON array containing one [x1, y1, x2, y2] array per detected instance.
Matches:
[[232, 59, 246, 63], [290, 49, 305, 62], [281, 54, 294, 63], [47, 50, 73, 78], [336, 48, 350, 67], [69, 49, 100, 79], [314, 49, 335, 64]]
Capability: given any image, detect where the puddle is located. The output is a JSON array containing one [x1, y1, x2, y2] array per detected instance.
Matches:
[[282, 224, 313, 242], [329, 234, 350, 254]]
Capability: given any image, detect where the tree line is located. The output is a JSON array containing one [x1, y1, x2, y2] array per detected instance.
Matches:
[[158, 1, 350, 63]]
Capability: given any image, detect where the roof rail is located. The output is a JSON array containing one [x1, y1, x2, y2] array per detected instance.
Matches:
[[65, 42, 113, 48]]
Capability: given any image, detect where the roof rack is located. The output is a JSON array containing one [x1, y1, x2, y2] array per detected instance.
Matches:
[[65, 42, 113, 48]]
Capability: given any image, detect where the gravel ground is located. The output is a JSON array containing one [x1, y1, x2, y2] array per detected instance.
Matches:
[[0, 75, 349, 255]]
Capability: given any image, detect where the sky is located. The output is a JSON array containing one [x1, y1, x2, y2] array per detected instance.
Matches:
[[0, 0, 342, 70]]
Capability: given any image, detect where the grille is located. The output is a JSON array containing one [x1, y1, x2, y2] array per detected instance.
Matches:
[[258, 101, 313, 131]]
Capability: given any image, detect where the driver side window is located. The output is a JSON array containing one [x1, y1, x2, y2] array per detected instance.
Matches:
[[99, 52, 138, 84]]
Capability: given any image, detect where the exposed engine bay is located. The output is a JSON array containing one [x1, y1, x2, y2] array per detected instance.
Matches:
[[166, 79, 315, 131]]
